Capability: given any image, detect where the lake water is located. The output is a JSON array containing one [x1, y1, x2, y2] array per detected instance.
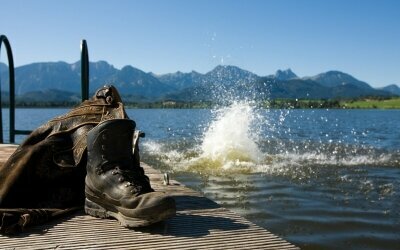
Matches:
[[2, 106, 399, 249]]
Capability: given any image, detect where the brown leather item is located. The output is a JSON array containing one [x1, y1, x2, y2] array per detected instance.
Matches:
[[0, 85, 128, 234], [84, 119, 175, 227]]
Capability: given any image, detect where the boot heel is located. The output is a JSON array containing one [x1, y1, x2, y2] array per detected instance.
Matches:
[[84, 198, 110, 219]]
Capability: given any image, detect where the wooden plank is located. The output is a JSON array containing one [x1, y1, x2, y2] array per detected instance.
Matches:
[[0, 145, 298, 249]]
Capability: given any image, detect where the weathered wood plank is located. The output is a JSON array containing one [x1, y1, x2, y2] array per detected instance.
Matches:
[[0, 145, 298, 249]]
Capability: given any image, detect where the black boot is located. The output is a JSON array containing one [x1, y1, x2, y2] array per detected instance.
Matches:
[[84, 119, 176, 227]]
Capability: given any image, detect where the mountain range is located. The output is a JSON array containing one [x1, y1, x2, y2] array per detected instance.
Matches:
[[0, 61, 398, 103]]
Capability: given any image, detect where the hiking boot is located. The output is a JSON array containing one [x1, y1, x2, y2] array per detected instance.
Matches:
[[84, 119, 176, 227]]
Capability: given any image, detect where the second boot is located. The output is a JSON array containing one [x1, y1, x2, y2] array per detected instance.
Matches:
[[84, 119, 176, 227]]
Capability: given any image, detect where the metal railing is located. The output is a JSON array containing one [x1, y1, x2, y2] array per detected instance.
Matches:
[[81, 40, 89, 102], [0, 34, 89, 143]]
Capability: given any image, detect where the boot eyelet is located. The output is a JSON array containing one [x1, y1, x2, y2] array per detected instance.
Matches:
[[106, 96, 113, 104], [118, 177, 124, 182], [102, 145, 106, 150], [101, 155, 106, 160], [112, 171, 117, 175]]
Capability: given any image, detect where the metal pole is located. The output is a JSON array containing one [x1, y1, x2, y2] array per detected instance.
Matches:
[[81, 39, 89, 101], [0, 35, 16, 143]]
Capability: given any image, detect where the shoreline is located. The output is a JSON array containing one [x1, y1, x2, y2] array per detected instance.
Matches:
[[1, 97, 400, 109]]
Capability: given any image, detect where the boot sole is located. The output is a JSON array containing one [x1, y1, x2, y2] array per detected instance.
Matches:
[[84, 198, 176, 227]]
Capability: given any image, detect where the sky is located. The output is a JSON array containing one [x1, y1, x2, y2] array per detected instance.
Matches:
[[0, 0, 399, 87]]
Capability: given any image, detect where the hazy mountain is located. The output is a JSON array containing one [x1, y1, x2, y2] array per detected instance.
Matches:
[[0, 62, 7, 73], [275, 69, 298, 81], [381, 84, 400, 95], [154, 70, 203, 89], [163, 65, 261, 102], [305, 71, 372, 89], [167, 67, 393, 102], [1, 61, 175, 98], [103, 65, 175, 97], [84, 61, 119, 91], [203, 65, 259, 86], [18, 89, 81, 103], [13, 62, 81, 95], [0, 61, 396, 103], [330, 84, 391, 98], [261, 78, 331, 99], [256, 77, 392, 99]]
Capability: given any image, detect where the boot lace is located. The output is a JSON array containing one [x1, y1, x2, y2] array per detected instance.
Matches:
[[111, 166, 153, 194]]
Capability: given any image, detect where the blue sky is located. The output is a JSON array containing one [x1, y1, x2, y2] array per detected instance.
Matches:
[[1, 0, 399, 87]]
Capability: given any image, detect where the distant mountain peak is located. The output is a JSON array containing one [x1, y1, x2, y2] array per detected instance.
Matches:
[[275, 68, 298, 80], [2, 60, 393, 103], [121, 65, 135, 71], [307, 70, 372, 89], [211, 65, 244, 72], [209, 64, 257, 77], [381, 84, 400, 95], [205, 65, 259, 86], [382, 83, 399, 88], [323, 70, 353, 78]]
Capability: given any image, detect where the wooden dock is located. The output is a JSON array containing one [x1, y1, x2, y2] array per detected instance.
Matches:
[[0, 144, 298, 249]]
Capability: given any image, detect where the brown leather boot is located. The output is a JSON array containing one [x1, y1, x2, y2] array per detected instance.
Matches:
[[84, 119, 176, 227]]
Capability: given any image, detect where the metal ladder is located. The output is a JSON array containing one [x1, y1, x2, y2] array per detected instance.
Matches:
[[0, 34, 89, 143]]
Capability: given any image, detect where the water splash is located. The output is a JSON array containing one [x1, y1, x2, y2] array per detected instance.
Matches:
[[191, 101, 263, 171], [141, 107, 399, 176]]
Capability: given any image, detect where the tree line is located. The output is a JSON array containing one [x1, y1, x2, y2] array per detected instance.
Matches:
[[0, 96, 398, 109]]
